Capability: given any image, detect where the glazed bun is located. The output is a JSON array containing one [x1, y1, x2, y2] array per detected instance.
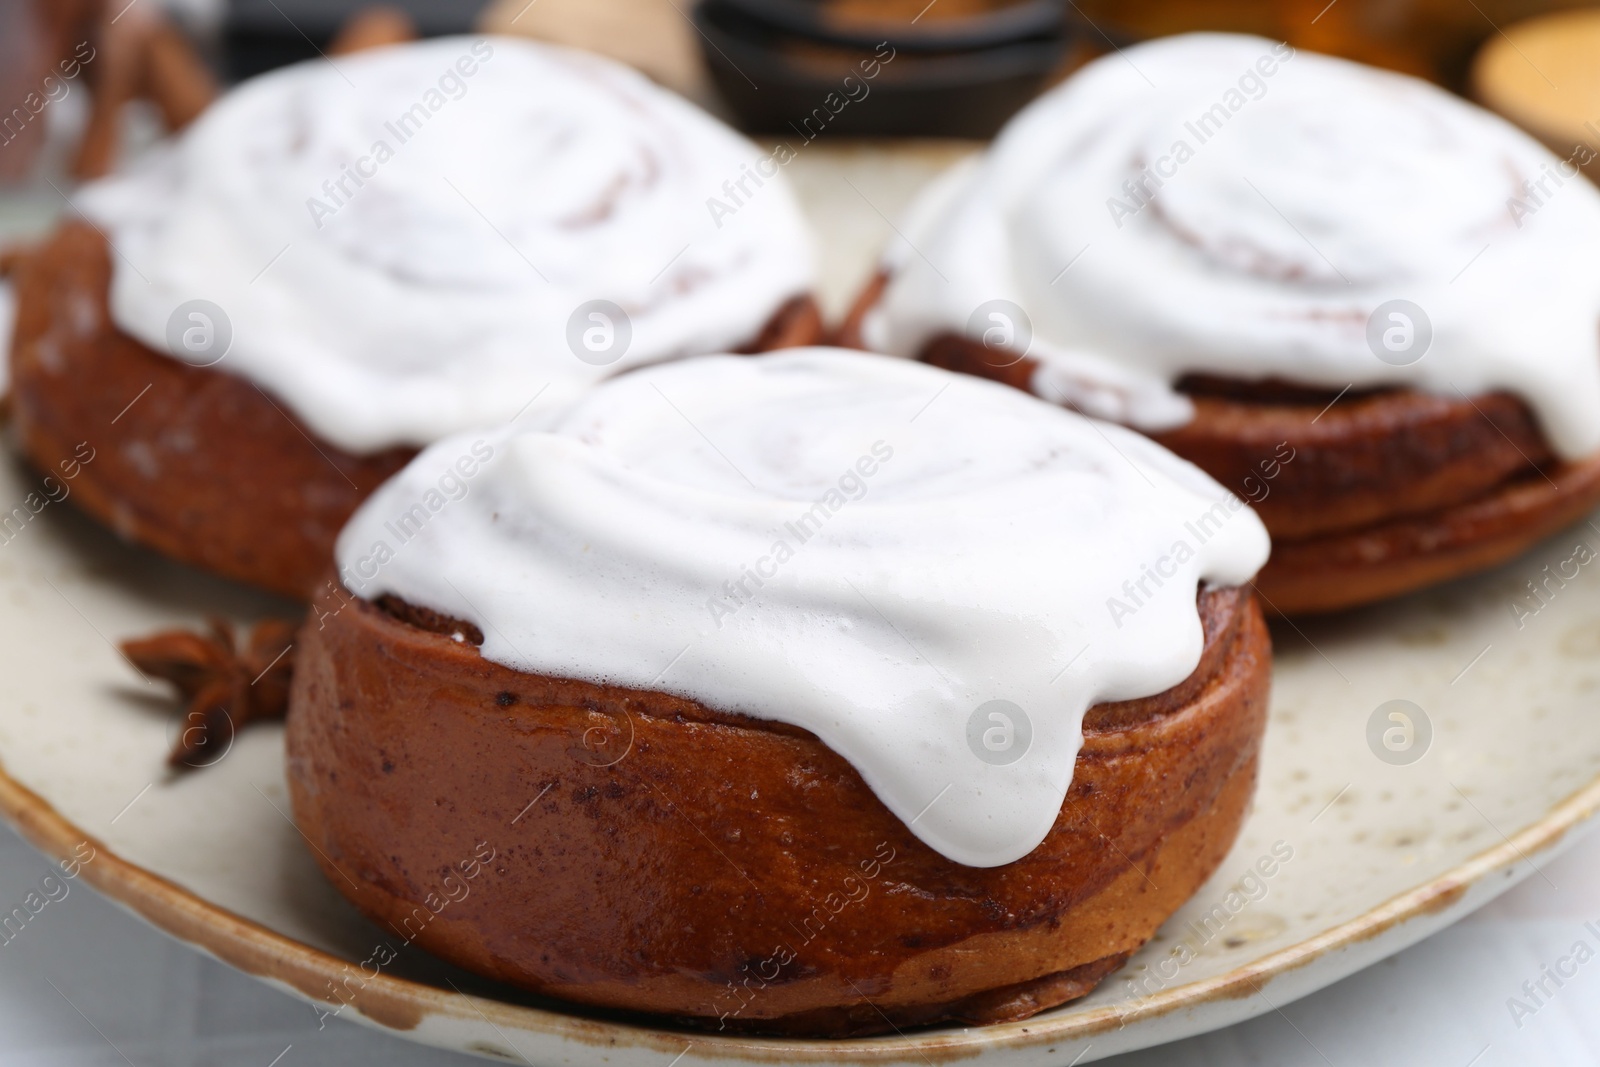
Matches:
[[288, 350, 1273, 1032]]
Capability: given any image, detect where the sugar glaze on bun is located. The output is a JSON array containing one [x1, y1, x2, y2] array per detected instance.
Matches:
[[335, 349, 1269, 866], [78, 37, 816, 453], [865, 33, 1600, 461]]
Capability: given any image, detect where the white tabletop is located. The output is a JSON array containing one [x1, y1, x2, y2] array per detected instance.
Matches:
[[1, 818, 1597, 1066]]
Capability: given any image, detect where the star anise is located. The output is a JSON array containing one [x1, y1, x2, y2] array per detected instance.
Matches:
[[121, 618, 297, 769]]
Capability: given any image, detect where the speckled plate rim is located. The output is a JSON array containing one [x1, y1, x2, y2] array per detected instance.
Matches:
[[2, 748, 1595, 1064]]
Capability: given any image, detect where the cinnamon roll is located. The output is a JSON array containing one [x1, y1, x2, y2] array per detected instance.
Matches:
[[287, 349, 1272, 1034], [9, 37, 821, 599], [840, 33, 1600, 614]]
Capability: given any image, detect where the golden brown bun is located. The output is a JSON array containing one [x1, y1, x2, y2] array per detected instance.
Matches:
[[837, 274, 1600, 615], [6, 224, 826, 600], [8, 223, 412, 600], [1252, 458, 1600, 615], [285, 586, 1271, 1036]]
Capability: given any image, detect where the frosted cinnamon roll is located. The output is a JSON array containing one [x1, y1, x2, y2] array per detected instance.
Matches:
[[9, 37, 820, 599], [288, 349, 1272, 1033], [840, 33, 1600, 614]]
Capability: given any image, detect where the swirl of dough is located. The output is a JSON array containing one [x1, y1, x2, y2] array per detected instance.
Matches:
[[866, 33, 1600, 460], [335, 349, 1268, 866], [79, 37, 815, 452]]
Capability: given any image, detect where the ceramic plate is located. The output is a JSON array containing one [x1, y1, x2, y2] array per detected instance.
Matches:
[[2, 143, 1599, 1065]]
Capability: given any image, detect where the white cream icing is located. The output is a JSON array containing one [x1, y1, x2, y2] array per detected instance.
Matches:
[[867, 33, 1600, 461], [76, 37, 815, 454], [334, 350, 1269, 867]]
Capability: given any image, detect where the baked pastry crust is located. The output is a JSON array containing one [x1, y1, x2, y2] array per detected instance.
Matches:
[[6, 224, 825, 600], [838, 275, 1600, 615], [286, 584, 1270, 1036], [9, 223, 413, 600]]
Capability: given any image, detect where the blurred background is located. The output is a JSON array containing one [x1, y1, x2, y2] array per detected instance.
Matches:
[[4, 0, 1600, 182]]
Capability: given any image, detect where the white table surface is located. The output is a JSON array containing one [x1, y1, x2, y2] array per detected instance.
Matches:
[[1, 816, 1597, 1066]]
